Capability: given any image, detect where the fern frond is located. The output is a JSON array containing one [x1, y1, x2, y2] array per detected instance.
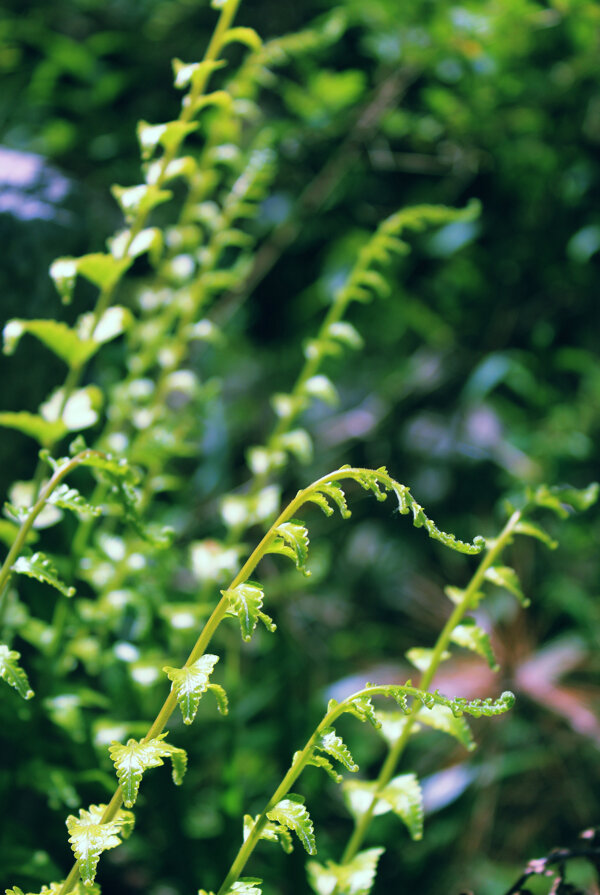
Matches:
[[66, 803, 134, 887], [163, 655, 225, 724], [109, 733, 187, 807], [307, 847, 384, 895], [267, 795, 316, 855], [0, 644, 34, 700]]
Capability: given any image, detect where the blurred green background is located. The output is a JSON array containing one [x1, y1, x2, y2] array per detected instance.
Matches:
[[1, 1, 599, 894]]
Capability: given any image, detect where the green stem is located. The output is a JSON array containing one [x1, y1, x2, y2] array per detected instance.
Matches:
[[0, 451, 101, 628], [215, 684, 392, 895], [56, 465, 348, 892], [340, 509, 522, 864], [55, 465, 484, 891]]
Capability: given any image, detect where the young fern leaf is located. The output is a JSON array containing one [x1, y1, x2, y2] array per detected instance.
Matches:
[[529, 482, 599, 517], [267, 521, 310, 574], [0, 412, 67, 448], [12, 552, 76, 598], [337, 467, 485, 554], [267, 795, 316, 855], [6, 882, 101, 895], [450, 619, 499, 671], [514, 520, 558, 550], [341, 692, 380, 728], [244, 814, 293, 854], [0, 643, 34, 700], [484, 565, 529, 606], [202, 881, 262, 895], [223, 583, 276, 641], [413, 704, 476, 752], [66, 803, 134, 887], [406, 647, 451, 673], [315, 728, 359, 773], [307, 482, 351, 519], [47, 483, 103, 518], [379, 773, 424, 840], [49, 253, 132, 305], [344, 773, 423, 840], [109, 732, 187, 807], [302, 751, 343, 784], [3, 308, 132, 369], [163, 654, 227, 725], [307, 846, 384, 895]]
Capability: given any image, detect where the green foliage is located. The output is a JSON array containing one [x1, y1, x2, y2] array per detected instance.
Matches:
[[163, 654, 227, 724], [66, 804, 134, 887], [307, 847, 384, 895], [12, 552, 76, 598], [267, 796, 317, 855], [1, 0, 599, 894], [108, 732, 187, 807], [0, 644, 34, 700], [223, 583, 275, 642]]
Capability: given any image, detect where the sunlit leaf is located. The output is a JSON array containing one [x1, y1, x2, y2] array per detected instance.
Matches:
[[315, 727, 358, 772], [0, 412, 66, 447], [66, 803, 134, 886], [0, 644, 34, 700], [484, 565, 529, 606], [163, 655, 225, 724], [268, 522, 310, 573], [415, 704, 475, 752], [223, 582, 275, 642], [267, 795, 316, 855], [244, 814, 293, 853], [307, 847, 384, 895], [451, 619, 499, 670], [379, 773, 423, 840], [109, 732, 187, 807], [12, 552, 75, 598], [48, 483, 102, 518], [514, 520, 558, 550]]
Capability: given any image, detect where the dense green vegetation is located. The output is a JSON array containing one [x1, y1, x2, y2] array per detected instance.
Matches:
[[1, 1, 599, 893]]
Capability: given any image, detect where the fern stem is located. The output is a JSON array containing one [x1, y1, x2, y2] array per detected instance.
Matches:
[[215, 684, 393, 895], [340, 509, 522, 865], [55, 466, 483, 890], [32, 0, 242, 509], [0, 451, 101, 628]]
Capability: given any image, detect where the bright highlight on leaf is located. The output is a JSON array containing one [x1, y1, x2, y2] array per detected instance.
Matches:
[[12, 552, 76, 598], [66, 803, 134, 887], [267, 795, 316, 855], [6, 882, 100, 895], [315, 727, 359, 773], [48, 483, 103, 519], [451, 619, 499, 671], [109, 732, 187, 807], [413, 704, 475, 752], [0, 644, 34, 700], [243, 814, 293, 854], [484, 565, 528, 606], [307, 846, 384, 895], [344, 773, 423, 840], [267, 521, 310, 574], [223, 582, 276, 642], [163, 654, 228, 725]]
